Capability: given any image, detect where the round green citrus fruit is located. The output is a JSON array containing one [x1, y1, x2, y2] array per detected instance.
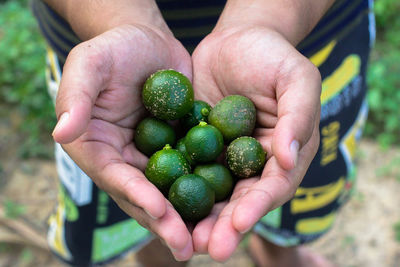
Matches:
[[175, 137, 194, 166], [179, 100, 212, 131], [194, 163, 233, 202], [226, 136, 266, 178], [135, 117, 176, 156], [184, 122, 224, 163], [145, 145, 191, 195], [168, 174, 215, 222], [142, 69, 194, 120], [208, 95, 256, 142]]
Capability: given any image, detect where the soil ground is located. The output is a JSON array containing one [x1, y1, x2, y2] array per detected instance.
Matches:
[[1, 109, 399, 267]]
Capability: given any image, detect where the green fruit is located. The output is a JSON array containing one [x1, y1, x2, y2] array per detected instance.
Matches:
[[168, 174, 215, 222], [194, 163, 233, 202], [135, 117, 176, 156], [226, 137, 266, 178], [208, 95, 256, 142], [142, 69, 194, 120], [145, 145, 191, 195], [179, 100, 212, 131], [176, 138, 194, 166], [184, 122, 224, 163]]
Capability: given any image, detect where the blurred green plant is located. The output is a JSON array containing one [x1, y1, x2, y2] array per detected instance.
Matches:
[[365, 0, 400, 147], [0, 0, 55, 158], [375, 156, 400, 181], [19, 248, 34, 265], [341, 235, 356, 249], [3, 199, 26, 219], [394, 221, 400, 243], [0, 243, 10, 254]]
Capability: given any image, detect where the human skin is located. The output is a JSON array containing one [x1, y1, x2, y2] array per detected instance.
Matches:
[[190, 0, 334, 261], [46, 0, 334, 262], [47, 0, 195, 261]]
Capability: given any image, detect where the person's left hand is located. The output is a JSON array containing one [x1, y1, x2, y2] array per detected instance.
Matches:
[[189, 26, 321, 261]]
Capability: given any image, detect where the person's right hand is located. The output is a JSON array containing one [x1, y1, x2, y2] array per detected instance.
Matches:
[[51, 24, 194, 261]]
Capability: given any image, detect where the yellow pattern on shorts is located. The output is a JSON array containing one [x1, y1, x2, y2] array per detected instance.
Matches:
[[320, 54, 361, 105], [291, 176, 346, 215], [47, 186, 72, 260], [309, 40, 337, 67], [295, 213, 336, 234]]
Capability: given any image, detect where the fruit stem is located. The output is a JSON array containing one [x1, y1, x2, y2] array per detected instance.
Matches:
[[163, 144, 172, 150], [199, 121, 207, 126], [201, 108, 210, 117]]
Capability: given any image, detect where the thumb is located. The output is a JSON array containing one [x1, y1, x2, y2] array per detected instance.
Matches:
[[272, 59, 321, 170], [52, 42, 111, 144]]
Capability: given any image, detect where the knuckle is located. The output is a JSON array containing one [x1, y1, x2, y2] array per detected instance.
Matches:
[[121, 177, 145, 204], [288, 186, 297, 200], [69, 41, 111, 77]]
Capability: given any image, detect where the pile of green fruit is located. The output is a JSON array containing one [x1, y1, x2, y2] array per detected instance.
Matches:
[[136, 69, 266, 222]]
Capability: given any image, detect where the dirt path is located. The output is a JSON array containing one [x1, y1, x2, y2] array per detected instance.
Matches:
[[1, 110, 399, 267]]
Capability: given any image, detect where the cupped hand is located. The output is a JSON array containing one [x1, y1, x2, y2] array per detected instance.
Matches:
[[51, 24, 194, 261], [191, 26, 321, 261]]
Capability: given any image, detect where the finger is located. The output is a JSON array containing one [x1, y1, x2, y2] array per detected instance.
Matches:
[[206, 178, 257, 261], [64, 139, 167, 219], [272, 56, 321, 170], [207, 199, 243, 262], [116, 198, 193, 261], [232, 120, 320, 233], [231, 157, 292, 234], [121, 143, 149, 171], [192, 202, 226, 254], [53, 42, 112, 144], [102, 163, 167, 219]]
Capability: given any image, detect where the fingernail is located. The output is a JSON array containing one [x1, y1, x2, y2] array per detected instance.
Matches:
[[52, 112, 69, 136], [239, 226, 252, 234], [290, 140, 300, 167], [144, 209, 158, 220], [172, 240, 192, 261]]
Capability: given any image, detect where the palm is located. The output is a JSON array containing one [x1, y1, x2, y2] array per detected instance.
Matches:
[[54, 25, 194, 259], [191, 27, 322, 261]]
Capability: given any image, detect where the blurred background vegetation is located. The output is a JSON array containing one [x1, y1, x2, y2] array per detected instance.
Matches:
[[366, 0, 400, 148], [0, 0, 399, 159], [0, 0, 54, 158]]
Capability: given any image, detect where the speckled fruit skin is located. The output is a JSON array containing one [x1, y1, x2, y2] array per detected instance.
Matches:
[[142, 69, 194, 120], [168, 174, 215, 222], [145, 146, 191, 195], [208, 95, 256, 143], [226, 136, 266, 178], [134, 117, 176, 156], [184, 123, 224, 163]]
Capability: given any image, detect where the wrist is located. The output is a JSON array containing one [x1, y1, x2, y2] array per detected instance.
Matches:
[[44, 0, 171, 40], [214, 0, 335, 46]]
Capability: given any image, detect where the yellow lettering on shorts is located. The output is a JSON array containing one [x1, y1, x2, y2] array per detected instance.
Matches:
[[320, 121, 340, 166], [291, 176, 345, 214], [295, 213, 336, 234], [309, 40, 337, 67], [321, 54, 361, 105]]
